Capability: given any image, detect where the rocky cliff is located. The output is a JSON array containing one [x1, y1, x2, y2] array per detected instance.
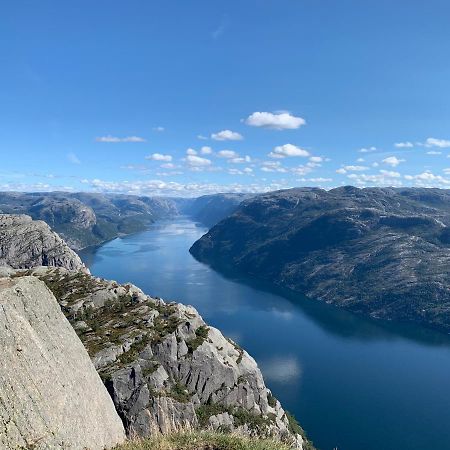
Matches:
[[4, 266, 306, 449], [0, 214, 85, 271], [190, 186, 450, 332], [0, 274, 125, 449]]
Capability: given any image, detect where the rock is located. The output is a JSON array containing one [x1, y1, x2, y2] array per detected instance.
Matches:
[[190, 186, 450, 332], [0, 214, 86, 271], [0, 276, 125, 450], [9, 267, 305, 448]]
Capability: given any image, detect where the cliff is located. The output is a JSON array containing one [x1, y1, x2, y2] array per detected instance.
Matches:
[[0, 275, 125, 449], [190, 186, 450, 332], [5, 266, 306, 449], [0, 214, 86, 271]]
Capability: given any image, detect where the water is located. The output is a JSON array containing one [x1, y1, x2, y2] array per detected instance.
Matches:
[[80, 218, 450, 450]]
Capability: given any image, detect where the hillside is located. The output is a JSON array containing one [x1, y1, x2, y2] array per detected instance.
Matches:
[[190, 186, 450, 332], [0, 192, 179, 250]]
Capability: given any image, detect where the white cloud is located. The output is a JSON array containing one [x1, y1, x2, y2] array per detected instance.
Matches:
[[186, 148, 197, 155], [229, 155, 252, 164], [427, 150, 442, 155], [197, 134, 208, 140], [395, 141, 414, 148], [200, 146, 213, 154], [244, 111, 306, 130], [261, 161, 288, 173], [95, 135, 146, 143], [382, 156, 404, 167], [309, 156, 323, 163], [211, 130, 243, 141], [145, 153, 173, 162], [153, 126, 165, 132], [186, 154, 212, 167], [343, 165, 369, 171], [357, 158, 365, 162], [404, 170, 450, 186], [336, 168, 347, 174], [347, 170, 403, 187], [269, 144, 310, 158], [160, 163, 177, 169], [359, 146, 377, 153], [424, 137, 450, 148], [217, 150, 238, 158], [67, 152, 81, 164], [308, 177, 333, 183]]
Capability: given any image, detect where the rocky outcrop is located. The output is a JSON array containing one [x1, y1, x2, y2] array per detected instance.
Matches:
[[0, 214, 86, 271], [7, 267, 305, 448], [0, 275, 125, 449], [190, 187, 450, 332]]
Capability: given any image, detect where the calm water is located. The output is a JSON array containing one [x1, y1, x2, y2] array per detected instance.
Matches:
[[80, 218, 450, 450]]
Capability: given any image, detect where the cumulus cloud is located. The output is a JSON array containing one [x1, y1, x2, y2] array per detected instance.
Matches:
[[186, 154, 212, 167], [217, 150, 238, 158], [359, 146, 377, 153], [309, 156, 323, 163], [427, 150, 442, 155], [382, 156, 404, 167], [95, 135, 146, 143], [145, 153, 173, 162], [337, 165, 369, 174], [186, 148, 197, 155], [229, 155, 252, 164], [200, 146, 213, 154], [244, 111, 306, 130], [347, 170, 403, 187], [211, 130, 243, 141], [269, 144, 310, 158], [261, 161, 288, 173], [395, 141, 414, 148], [424, 137, 450, 148]]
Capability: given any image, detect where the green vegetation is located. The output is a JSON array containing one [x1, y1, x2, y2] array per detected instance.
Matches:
[[168, 382, 192, 403], [196, 404, 274, 433], [285, 412, 315, 450], [114, 431, 293, 450], [186, 325, 209, 353]]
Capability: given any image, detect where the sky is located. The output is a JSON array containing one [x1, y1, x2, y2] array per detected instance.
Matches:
[[2, 0, 450, 197]]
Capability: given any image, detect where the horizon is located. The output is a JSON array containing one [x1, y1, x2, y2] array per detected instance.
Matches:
[[3, 1, 450, 196]]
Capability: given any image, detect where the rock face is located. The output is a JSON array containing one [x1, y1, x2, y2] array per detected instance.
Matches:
[[0, 214, 86, 271], [8, 267, 305, 449], [190, 187, 450, 332], [0, 275, 125, 449]]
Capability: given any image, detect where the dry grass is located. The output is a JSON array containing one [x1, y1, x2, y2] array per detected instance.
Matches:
[[114, 431, 294, 450]]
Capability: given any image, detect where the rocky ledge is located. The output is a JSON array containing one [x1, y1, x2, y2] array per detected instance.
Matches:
[[0, 214, 85, 271], [5, 266, 306, 449]]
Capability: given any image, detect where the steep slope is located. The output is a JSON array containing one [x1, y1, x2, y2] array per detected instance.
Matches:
[[0, 192, 179, 249], [6, 267, 307, 449], [180, 194, 255, 228], [0, 214, 85, 271], [190, 187, 450, 332], [0, 275, 125, 450]]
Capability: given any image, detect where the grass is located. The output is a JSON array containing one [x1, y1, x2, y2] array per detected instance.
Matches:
[[114, 431, 293, 450], [186, 325, 210, 353]]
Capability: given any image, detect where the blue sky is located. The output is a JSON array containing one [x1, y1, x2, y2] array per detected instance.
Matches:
[[2, 0, 450, 196]]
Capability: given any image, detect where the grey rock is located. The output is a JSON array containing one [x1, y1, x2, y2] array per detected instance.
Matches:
[[0, 276, 125, 450], [11, 267, 304, 448], [0, 214, 86, 271]]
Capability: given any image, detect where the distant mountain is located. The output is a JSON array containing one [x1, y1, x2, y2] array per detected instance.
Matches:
[[180, 193, 255, 227], [190, 187, 450, 332], [0, 192, 179, 249]]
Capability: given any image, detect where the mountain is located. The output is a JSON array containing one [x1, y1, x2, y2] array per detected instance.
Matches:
[[0, 214, 86, 271], [0, 192, 179, 250], [0, 275, 125, 450], [180, 193, 255, 228], [190, 186, 450, 332]]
